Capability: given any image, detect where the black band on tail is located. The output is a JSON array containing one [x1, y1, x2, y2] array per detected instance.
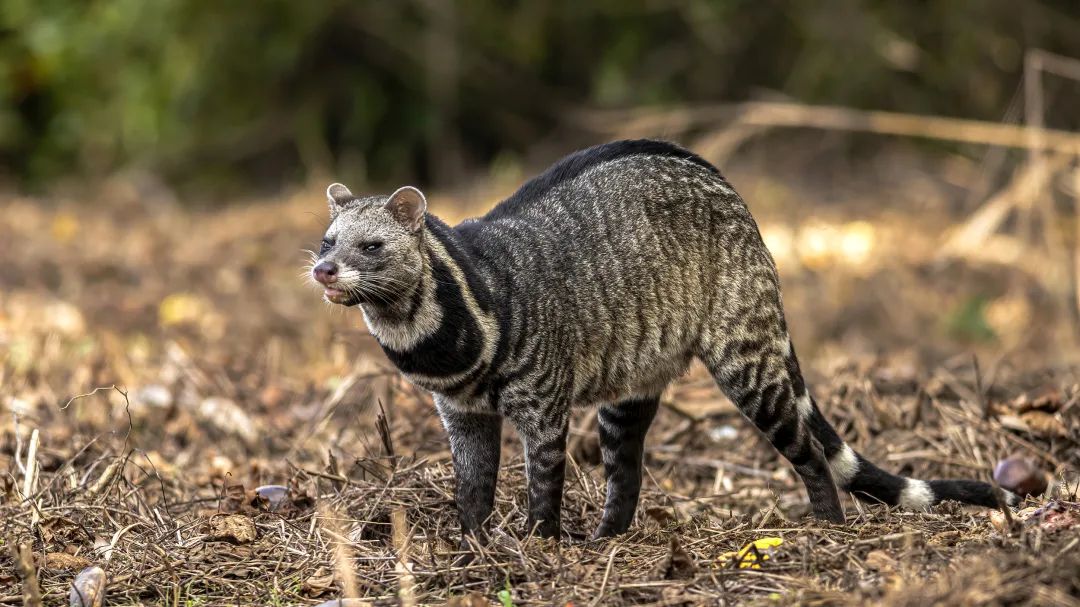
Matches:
[[928, 479, 1015, 508], [801, 397, 1017, 510]]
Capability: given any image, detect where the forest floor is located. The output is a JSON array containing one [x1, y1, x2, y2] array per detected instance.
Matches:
[[1, 151, 1079, 605]]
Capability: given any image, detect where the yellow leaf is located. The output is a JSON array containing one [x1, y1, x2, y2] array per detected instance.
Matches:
[[718, 536, 783, 569], [50, 212, 79, 243], [158, 293, 206, 326]]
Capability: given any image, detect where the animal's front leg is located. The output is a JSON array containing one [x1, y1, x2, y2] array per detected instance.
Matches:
[[508, 404, 569, 539], [438, 405, 502, 543]]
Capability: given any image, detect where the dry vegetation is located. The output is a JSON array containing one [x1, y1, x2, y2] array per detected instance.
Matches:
[[1, 151, 1079, 605]]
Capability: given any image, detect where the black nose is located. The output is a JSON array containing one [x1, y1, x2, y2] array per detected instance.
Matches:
[[313, 261, 338, 285]]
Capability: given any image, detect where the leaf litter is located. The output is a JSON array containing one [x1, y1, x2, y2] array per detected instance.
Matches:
[[0, 189, 1078, 605]]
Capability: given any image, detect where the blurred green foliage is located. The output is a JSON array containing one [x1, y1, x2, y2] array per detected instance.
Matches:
[[946, 295, 997, 343], [1, 1, 1079, 194]]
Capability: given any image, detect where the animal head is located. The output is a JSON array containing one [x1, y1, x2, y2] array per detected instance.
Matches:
[[310, 183, 427, 307]]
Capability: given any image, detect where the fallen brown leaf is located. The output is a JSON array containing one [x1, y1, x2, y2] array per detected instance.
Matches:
[[657, 535, 695, 580], [204, 514, 257, 544], [43, 552, 91, 571]]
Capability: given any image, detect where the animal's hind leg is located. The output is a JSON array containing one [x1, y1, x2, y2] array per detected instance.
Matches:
[[593, 395, 660, 539], [699, 330, 844, 523]]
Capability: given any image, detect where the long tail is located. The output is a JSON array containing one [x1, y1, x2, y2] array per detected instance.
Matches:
[[802, 397, 1019, 509]]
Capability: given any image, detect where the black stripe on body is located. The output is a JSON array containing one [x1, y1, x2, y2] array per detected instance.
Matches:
[[484, 139, 723, 222], [432, 218, 495, 314], [784, 346, 807, 398], [380, 252, 483, 377]]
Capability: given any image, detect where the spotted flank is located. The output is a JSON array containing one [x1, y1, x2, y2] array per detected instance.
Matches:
[[310, 139, 1014, 542]]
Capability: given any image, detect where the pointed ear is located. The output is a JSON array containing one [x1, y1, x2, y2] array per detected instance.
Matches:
[[326, 183, 353, 218], [384, 186, 427, 231]]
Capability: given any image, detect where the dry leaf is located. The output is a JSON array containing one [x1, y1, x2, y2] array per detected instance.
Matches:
[[1018, 411, 1068, 438], [718, 536, 784, 569], [50, 212, 79, 243], [657, 535, 696, 580], [204, 514, 257, 544], [1011, 388, 1063, 414], [44, 552, 91, 571], [158, 292, 208, 326], [865, 549, 897, 573], [303, 567, 336, 596], [644, 506, 677, 527]]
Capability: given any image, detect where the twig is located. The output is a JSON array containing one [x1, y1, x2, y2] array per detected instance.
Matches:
[[940, 155, 1071, 259], [972, 354, 990, 421], [992, 484, 1019, 533], [85, 459, 124, 500], [578, 101, 1080, 154], [391, 508, 416, 607], [319, 504, 360, 599], [589, 545, 620, 607], [376, 400, 396, 462], [21, 429, 39, 501], [8, 540, 42, 607]]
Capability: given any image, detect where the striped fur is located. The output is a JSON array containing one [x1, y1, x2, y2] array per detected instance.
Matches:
[[313, 140, 1016, 542]]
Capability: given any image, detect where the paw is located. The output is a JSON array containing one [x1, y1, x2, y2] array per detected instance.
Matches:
[[590, 523, 625, 540], [453, 534, 484, 567], [524, 517, 560, 540], [452, 543, 476, 567]]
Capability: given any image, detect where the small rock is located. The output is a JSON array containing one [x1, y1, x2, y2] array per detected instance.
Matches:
[[204, 514, 257, 544], [708, 425, 739, 442], [988, 509, 1011, 533], [993, 454, 1048, 497], [69, 566, 106, 607], [252, 485, 290, 512]]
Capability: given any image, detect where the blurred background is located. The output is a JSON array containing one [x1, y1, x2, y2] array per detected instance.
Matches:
[[3, 1, 1080, 193]]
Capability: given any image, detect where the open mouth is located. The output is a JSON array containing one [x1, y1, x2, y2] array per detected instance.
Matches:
[[323, 287, 350, 304]]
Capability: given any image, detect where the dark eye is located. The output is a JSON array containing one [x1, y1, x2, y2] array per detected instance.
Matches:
[[361, 242, 383, 253], [319, 238, 334, 255]]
